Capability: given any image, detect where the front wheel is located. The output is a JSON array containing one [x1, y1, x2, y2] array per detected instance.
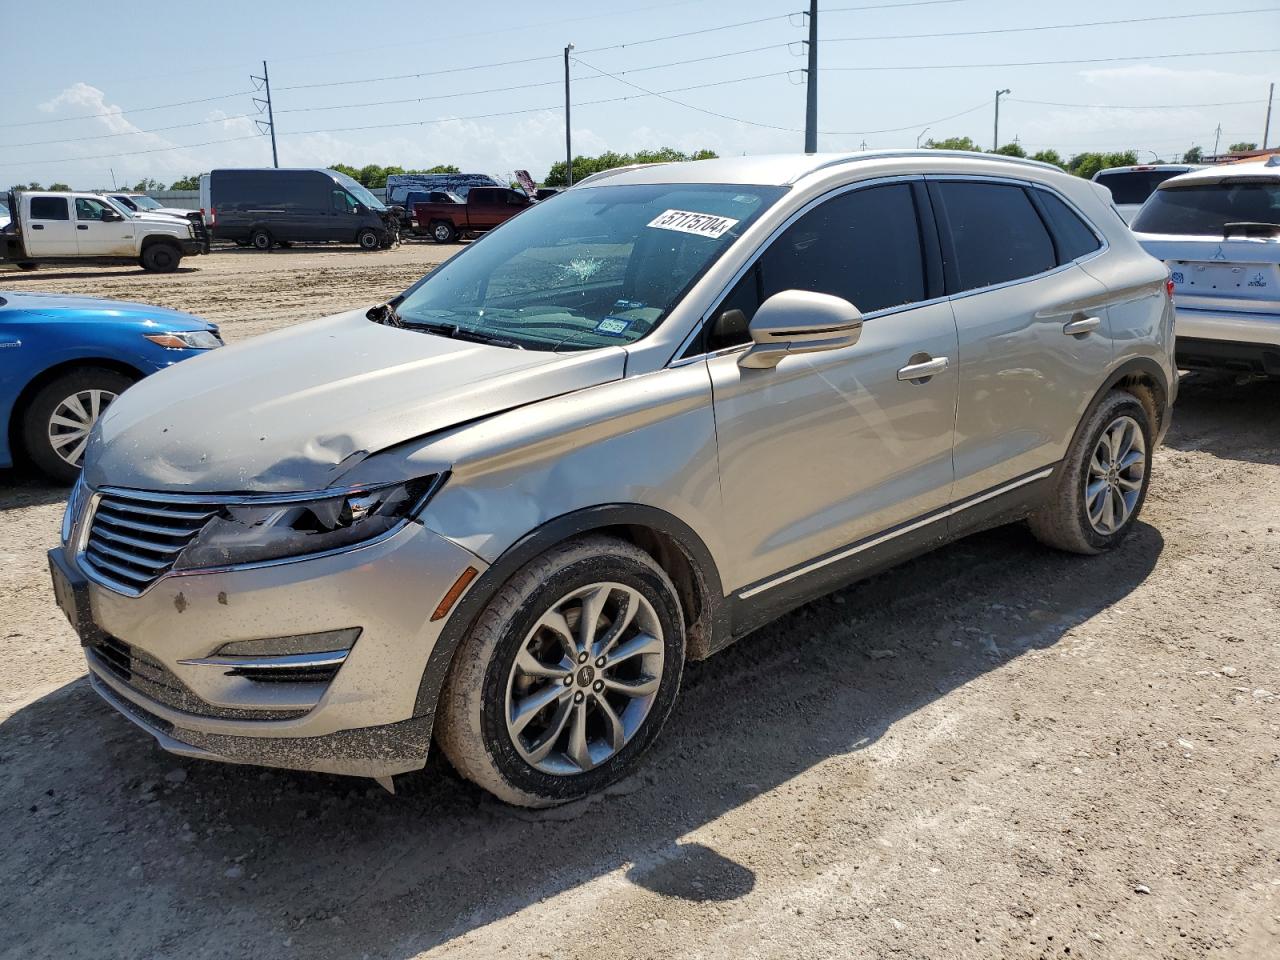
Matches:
[[356, 228, 380, 251], [22, 367, 134, 484], [1028, 390, 1153, 554], [140, 243, 181, 273], [250, 228, 273, 251], [437, 536, 686, 807]]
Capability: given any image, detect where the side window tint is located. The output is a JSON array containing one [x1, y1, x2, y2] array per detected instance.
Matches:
[[935, 181, 1056, 291], [1035, 191, 1102, 263], [760, 184, 927, 314], [29, 197, 70, 220]]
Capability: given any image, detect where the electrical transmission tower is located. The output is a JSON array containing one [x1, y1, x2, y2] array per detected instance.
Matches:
[[251, 60, 279, 168]]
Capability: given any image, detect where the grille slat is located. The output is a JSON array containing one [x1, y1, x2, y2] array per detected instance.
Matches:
[[85, 491, 222, 593]]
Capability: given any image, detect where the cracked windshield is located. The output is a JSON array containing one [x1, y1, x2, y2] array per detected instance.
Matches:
[[394, 182, 786, 350]]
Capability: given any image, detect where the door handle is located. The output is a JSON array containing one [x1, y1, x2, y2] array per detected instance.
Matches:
[[31, 224, 43, 230], [1062, 315, 1101, 336], [897, 356, 949, 382], [77, 224, 89, 230]]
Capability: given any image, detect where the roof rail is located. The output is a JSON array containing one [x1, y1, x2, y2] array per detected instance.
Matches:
[[788, 149, 1064, 183]]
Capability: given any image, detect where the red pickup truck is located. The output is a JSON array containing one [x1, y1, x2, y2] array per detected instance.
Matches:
[[413, 187, 533, 243]]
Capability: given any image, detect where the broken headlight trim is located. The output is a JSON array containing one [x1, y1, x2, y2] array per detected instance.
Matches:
[[174, 476, 440, 571]]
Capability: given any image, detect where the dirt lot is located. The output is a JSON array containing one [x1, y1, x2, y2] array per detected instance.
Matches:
[[1, 245, 1277, 960]]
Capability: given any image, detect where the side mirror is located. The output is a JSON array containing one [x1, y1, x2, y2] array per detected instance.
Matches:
[[353, 203, 366, 214], [102, 209, 123, 222], [738, 289, 863, 370]]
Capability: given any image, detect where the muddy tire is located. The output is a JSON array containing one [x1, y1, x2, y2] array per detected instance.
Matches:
[[1028, 390, 1153, 555], [140, 243, 181, 273], [437, 536, 685, 808], [22, 367, 134, 484]]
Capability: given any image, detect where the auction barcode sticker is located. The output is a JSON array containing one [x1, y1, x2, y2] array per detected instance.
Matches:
[[647, 209, 740, 239]]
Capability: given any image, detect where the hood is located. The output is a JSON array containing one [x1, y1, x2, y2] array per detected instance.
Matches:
[[84, 308, 626, 493], [2, 290, 210, 328], [131, 210, 191, 225]]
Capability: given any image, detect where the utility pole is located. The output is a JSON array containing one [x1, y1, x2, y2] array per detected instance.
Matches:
[[993, 88, 1011, 151], [564, 44, 575, 186], [251, 60, 279, 168], [1264, 81, 1274, 150], [804, 0, 818, 154], [1212, 122, 1222, 160], [915, 127, 930, 148]]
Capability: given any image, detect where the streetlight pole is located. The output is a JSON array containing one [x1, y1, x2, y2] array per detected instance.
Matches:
[[916, 126, 931, 148], [993, 88, 1010, 151], [804, 0, 818, 153], [564, 44, 575, 186], [1263, 81, 1274, 150]]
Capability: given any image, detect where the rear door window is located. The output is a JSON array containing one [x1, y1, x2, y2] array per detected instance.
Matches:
[[1033, 190, 1103, 264], [29, 197, 69, 220], [932, 181, 1057, 292]]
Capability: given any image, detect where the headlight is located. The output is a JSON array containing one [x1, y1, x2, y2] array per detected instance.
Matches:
[[174, 477, 440, 570], [144, 330, 222, 350], [61, 476, 85, 544]]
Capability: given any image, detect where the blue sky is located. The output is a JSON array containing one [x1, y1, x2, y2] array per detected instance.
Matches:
[[1, 0, 1276, 188]]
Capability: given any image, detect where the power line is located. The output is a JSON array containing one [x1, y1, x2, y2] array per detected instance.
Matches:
[[823, 0, 966, 11], [1009, 96, 1268, 110], [0, 114, 256, 149], [0, 133, 262, 167], [822, 8, 1280, 44], [0, 90, 254, 129], [821, 48, 1280, 71]]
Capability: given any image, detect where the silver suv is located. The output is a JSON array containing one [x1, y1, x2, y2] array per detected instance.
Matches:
[[49, 151, 1175, 807]]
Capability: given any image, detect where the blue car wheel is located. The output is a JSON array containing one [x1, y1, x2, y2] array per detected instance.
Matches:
[[23, 367, 135, 484]]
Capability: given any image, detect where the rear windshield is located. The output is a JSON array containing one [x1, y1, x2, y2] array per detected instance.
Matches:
[[1095, 170, 1187, 206], [1131, 180, 1280, 235]]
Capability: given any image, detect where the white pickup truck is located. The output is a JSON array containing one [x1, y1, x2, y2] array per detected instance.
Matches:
[[0, 191, 205, 272]]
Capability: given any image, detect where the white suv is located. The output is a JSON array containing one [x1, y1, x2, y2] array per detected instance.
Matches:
[[1131, 156, 1280, 377]]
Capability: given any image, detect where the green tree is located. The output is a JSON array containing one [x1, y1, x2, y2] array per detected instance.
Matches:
[[1068, 151, 1137, 180], [168, 174, 200, 190], [1227, 142, 1257, 153], [410, 164, 461, 175], [48, 182, 72, 191], [925, 136, 979, 151], [991, 142, 1027, 158], [131, 177, 165, 192], [329, 162, 362, 181], [543, 147, 718, 187], [9, 181, 43, 191], [1030, 149, 1064, 168], [1182, 146, 1204, 164]]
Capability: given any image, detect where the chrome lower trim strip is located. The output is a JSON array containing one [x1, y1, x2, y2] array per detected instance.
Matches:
[[178, 650, 349, 670], [737, 467, 1055, 600]]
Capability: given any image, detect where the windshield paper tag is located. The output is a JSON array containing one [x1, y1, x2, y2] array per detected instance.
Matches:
[[596, 317, 631, 336], [647, 209, 740, 239]]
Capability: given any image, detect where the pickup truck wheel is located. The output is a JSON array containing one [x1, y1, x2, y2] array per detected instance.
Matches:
[[16, 262, 37, 271], [356, 228, 380, 251], [431, 221, 457, 244], [437, 535, 685, 808], [250, 229, 273, 251], [23, 367, 135, 484], [140, 243, 181, 273]]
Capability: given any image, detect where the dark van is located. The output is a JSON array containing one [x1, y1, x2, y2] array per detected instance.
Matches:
[[202, 168, 397, 250]]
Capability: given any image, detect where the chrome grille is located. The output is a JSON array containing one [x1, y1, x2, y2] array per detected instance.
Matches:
[[84, 490, 221, 594]]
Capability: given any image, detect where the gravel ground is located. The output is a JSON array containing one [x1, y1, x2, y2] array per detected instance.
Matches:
[[1, 245, 1277, 960]]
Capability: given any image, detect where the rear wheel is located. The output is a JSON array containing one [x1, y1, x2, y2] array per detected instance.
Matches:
[[22, 367, 134, 484], [140, 243, 181, 273], [250, 228, 273, 251], [1028, 390, 1153, 554], [430, 221, 457, 244], [356, 228, 380, 251], [437, 536, 685, 807]]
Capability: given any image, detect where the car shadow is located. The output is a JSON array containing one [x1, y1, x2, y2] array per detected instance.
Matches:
[[0, 467, 67, 510], [0, 520, 1162, 958], [0, 266, 200, 282], [1164, 371, 1280, 466]]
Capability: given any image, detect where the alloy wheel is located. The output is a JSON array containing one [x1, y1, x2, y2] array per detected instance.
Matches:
[[1084, 414, 1146, 535], [48, 389, 116, 468], [504, 582, 664, 776]]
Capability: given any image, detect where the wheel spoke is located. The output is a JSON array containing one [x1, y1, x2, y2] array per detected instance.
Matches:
[[604, 674, 661, 699], [596, 695, 626, 753], [515, 646, 567, 681], [1107, 425, 1124, 462], [566, 701, 592, 771], [577, 586, 610, 653], [1089, 450, 1108, 476], [63, 394, 89, 422], [1085, 478, 1108, 507], [594, 587, 639, 658], [88, 390, 102, 419], [1116, 474, 1143, 492], [64, 435, 90, 467], [523, 698, 574, 764], [49, 429, 88, 450], [537, 609, 578, 661], [510, 681, 569, 737], [50, 414, 88, 431], [606, 631, 663, 667]]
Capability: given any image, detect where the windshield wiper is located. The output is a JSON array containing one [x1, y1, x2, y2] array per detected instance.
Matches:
[[398, 318, 523, 350]]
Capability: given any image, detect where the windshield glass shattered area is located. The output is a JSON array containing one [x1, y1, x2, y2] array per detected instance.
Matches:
[[392, 182, 787, 351]]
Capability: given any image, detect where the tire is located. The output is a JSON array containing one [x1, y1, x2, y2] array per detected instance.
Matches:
[[22, 367, 135, 484], [250, 229, 273, 251], [356, 228, 380, 251], [16, 262, 38, 271], [1028, 390, 1154, 555], [437, 535, 686, 807], [430, 221, 457, 244], [140, 243, 181, 273]]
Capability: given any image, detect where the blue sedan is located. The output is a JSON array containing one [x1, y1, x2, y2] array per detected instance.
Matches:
[[0, 291, 221, 482]]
